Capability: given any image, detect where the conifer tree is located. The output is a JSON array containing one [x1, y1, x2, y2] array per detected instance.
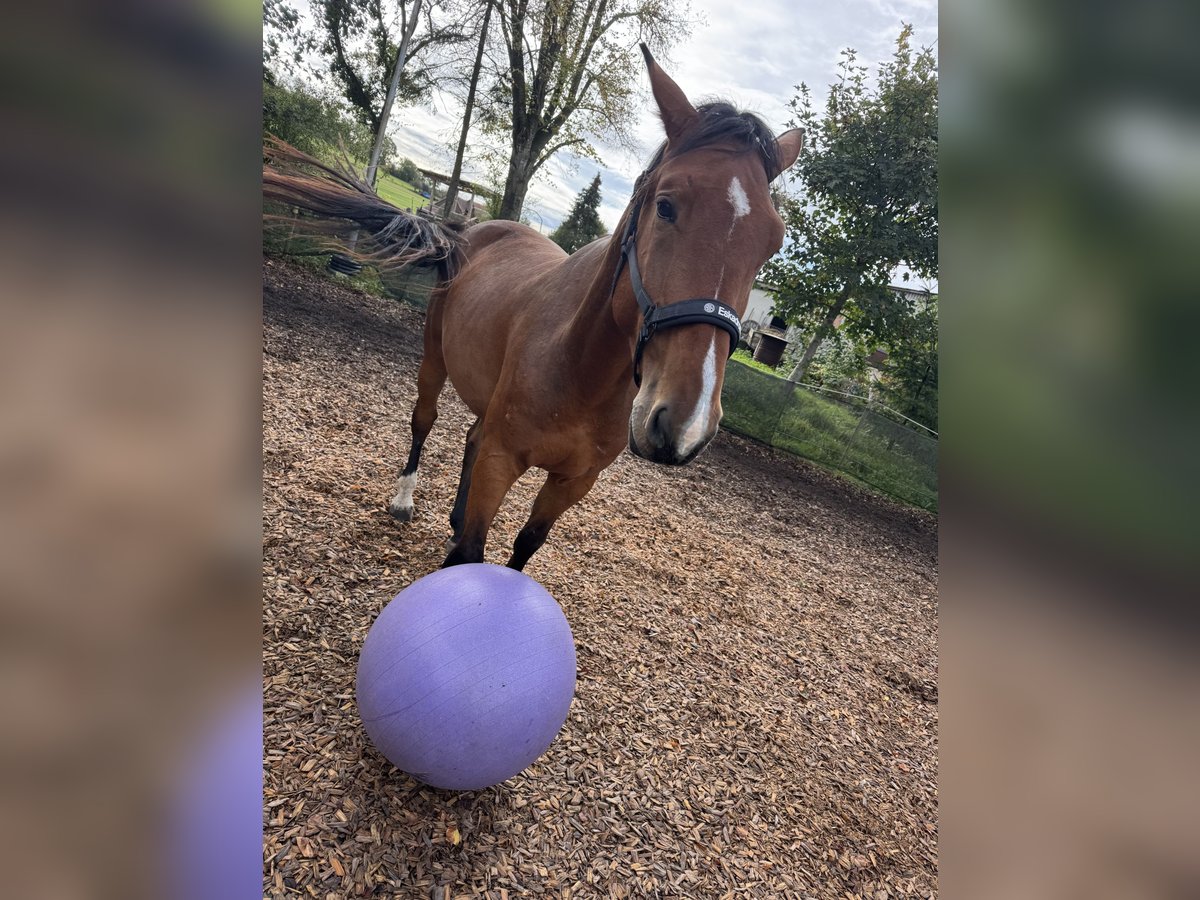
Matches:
[[549, 175, 607, 253]]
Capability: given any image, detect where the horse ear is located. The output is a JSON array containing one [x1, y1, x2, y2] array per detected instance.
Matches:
[[771, 128, 805, 178], [640, 43, 699, 146]]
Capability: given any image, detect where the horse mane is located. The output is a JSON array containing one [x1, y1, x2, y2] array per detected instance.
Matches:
[[634, 102, 782, 206], [660, 102, 780, 171]]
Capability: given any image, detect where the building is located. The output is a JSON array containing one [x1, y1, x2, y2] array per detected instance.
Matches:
[[414, 168, 495, 222], [742, 282, 934, 374], [741, 281, 779, 335], [419, 194, 490, 221], [750, 283, 933, 337]]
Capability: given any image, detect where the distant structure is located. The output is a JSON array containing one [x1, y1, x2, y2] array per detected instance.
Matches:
[[414, 168, 494, 222], [741, 281, 780, 332], [420, 194, 490, 221], [744, 283, 934, 372]]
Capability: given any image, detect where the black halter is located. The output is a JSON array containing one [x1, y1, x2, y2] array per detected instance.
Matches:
[[608, 190, 743, 387]]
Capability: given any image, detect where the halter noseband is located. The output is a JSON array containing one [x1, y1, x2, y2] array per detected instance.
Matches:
[[608, 182, 743, 388]]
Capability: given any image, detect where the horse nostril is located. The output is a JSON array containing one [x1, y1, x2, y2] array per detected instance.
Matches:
[[648, 405, 671, 449]]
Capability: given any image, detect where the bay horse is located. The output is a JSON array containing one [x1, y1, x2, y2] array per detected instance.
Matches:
[[264, 46, 803, 571]]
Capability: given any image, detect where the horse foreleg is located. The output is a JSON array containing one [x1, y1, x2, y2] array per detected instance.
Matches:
[[448, 416, 484, 541], [507, 470, 601, 571], [388, 356, 446, 522], [441, 444, 523, 567]]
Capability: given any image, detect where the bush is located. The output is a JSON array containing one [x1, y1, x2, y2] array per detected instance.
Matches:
[[781, 328, 870, 394], [263, 79, 339, 156], [262, 79, 378, 164]]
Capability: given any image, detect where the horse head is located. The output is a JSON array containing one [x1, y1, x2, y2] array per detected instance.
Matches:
[[623, 48, 803, 465]]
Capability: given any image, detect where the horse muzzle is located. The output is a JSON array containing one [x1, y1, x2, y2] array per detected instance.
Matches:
[[627, 401, 718, 466]]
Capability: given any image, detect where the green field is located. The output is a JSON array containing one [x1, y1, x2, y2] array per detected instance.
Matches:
[[375, 172, 427, 212]]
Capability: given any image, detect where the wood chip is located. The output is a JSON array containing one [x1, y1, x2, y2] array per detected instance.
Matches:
[[263, 258, 939, 898]]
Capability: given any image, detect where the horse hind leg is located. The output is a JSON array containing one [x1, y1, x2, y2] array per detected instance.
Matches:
[[388, 353, 447, 522]]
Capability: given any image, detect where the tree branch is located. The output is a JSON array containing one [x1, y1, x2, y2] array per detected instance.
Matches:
[[535, 136, 587, 169]]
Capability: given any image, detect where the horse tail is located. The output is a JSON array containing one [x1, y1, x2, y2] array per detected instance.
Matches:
[[263, 137, 465, 279]]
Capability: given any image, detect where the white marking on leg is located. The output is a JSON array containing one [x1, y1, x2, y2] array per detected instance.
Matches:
[[389, 472, 417, 513], [677, 336, 719, 457]]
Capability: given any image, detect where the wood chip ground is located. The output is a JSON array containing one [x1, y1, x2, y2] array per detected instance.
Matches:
[[263, 258, 939, 899]]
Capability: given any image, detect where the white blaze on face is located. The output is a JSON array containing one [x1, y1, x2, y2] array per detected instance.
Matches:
[[677, 335, 720, 457], [714, 176, 753, 297], [728, 176, 751, 219]]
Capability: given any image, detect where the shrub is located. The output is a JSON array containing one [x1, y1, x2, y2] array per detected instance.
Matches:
[[262, 79, 378, 164]]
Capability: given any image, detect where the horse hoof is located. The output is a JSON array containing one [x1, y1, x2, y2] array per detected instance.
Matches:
[[389, 504, 413, 523]]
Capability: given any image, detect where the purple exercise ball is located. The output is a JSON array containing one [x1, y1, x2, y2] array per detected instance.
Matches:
[[356, 563, 576, 790]]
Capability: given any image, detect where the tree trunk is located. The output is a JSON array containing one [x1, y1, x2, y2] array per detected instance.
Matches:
[[908, 359, 935, 427], [787, 277, 859, 382], [365, 0, 422, 188], [789, 330, 828, 383], [498, 139, 535, 220], [442, 0, 492, 221]]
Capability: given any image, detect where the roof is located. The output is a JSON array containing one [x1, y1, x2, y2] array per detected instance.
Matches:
[[416, 168, 496, 198], [419, 195, 489, 220]]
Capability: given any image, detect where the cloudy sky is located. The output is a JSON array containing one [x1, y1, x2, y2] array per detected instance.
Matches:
[[335, 0, 936, 265]]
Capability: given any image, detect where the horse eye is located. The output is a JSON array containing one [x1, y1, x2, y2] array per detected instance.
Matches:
[[655, 199, 675, 221]]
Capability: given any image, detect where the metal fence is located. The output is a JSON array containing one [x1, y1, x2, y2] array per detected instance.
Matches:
[[264, 217, 440, 307], [720, 360, 938, 510]]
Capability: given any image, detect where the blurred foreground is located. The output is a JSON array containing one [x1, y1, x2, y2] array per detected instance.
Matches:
[[943, 0, 1200, 896], [0, 2, 261, 897]]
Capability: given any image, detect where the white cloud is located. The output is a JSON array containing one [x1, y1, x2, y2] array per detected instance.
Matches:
[[368, 0, 937, 233]]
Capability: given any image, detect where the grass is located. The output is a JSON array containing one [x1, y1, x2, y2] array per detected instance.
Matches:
[[721, 359, 938, 510], [374, 172, 427, 212], [731, 348, 787, 376]]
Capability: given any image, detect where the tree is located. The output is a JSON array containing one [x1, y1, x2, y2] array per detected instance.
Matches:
[[483, 0, 687, 220], [391, 157, 422, 183], [264, 0, 313, 73], [363, 0, 425, 187], [442, 0, 494, 221], [309, 0, 471, 139], [262, 77, 382, 161], [876, 293, 938, 430], [549, 174, 607, 252], [766, 25, 937, 382]]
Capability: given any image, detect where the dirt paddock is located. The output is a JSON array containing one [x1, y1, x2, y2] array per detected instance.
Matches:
[[263, 258, 938, 899]]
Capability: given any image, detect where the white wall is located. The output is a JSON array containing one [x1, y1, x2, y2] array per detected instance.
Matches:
[[744, 286, 776, 329]]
